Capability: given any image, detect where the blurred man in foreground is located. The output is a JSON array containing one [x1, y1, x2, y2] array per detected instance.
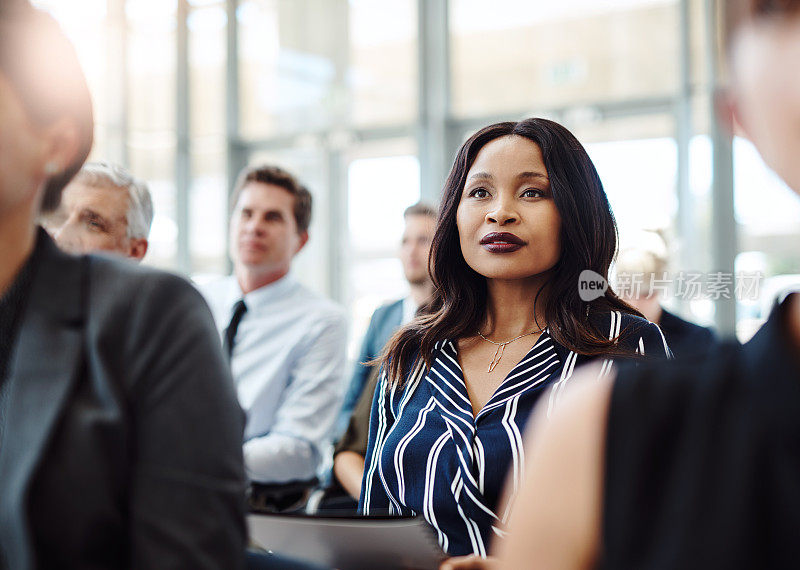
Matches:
[[0, 4, 246, 567]]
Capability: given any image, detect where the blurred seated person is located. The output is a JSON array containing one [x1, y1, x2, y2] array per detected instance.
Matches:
[[332, 203, 436, 504], [616, 235, 718, 357], [495, 1, 800, 568], [41, 161, 152, 261], [360, 118, 671, 563], [336, 202, 437, 435], [0, 4, 246, 567], [200, 165, 347, 510]]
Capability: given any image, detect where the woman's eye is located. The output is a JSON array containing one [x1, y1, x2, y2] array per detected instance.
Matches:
[[522, 188, 545, 198], [469, 188, 489, 198]]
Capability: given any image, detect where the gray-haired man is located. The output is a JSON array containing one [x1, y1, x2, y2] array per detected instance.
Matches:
[[43, 161, 153, 261]]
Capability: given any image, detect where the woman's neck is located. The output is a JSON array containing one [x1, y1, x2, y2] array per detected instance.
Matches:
[[481, 277, 549, 340]]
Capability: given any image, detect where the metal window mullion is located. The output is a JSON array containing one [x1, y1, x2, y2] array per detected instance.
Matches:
[[225, 0, 244, 275], [417, 0, 450, 206], [705, 0, 737, 335], [176, 0, 191, 274], [674, 0, 693, 314]]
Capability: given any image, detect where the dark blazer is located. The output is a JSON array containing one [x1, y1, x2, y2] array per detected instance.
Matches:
[[658, 308, 719, 358], [0, 232, 247, 570], [335, 299, 404, 435]]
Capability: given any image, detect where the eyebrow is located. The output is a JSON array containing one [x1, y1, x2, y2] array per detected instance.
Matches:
[[80, 209, 112, 228], [466, 171, 549, 183], [518, 171, 549, 181], [81, 209, 109, 222], [466, 172, 493, 183]]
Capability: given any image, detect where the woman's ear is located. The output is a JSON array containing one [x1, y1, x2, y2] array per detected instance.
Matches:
[[40, 115, 82, 177], [715, 87, 748, 140]]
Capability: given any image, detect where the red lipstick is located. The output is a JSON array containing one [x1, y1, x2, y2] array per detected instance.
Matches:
[[479, 232, 526, 253]]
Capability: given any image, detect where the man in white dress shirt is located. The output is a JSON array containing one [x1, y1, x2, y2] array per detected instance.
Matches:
[[201, 165, 347, 490]]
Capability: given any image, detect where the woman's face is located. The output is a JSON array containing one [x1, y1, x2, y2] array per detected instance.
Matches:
[[456, 135, 562, 282], [0, 71, 48, 217], [732, 16, 800, 195]]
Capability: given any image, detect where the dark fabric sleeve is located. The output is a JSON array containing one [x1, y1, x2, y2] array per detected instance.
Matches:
[[338, 306, 385, 431], [121, 271, 247, 570], [601, 343, 753, 569], [334, 365, 381, 458]]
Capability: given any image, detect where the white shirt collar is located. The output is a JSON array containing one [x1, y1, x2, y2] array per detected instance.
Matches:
[[233, 273, 296, 312]]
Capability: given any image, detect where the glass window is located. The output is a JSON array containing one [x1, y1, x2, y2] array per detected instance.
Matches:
[[346, 147, 420, 359], [348, 0, 417, 127], [190, 141, 228, 274], [129, 137, 178, 269], [126, 0, 178, 269], [238, 0, 345, 138], [238, 0, 417, 139], [188, 2, 228, 274], [189, 2, 226, 138], [586, 137, 678, 238], [32, 0, 111, 161], [348, 155, 421, 254], [450, 0, 680, 119], [127, 0, 177, 133]]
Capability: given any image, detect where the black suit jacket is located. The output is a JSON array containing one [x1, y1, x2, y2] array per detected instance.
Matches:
[[658, 307, 719, 358], [0, 232, 247, 569]]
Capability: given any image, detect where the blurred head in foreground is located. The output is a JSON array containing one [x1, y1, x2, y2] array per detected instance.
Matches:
[[0, 0, 93, 225]]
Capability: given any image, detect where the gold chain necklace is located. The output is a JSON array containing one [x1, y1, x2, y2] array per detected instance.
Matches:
[[477, 325, 547, 373]]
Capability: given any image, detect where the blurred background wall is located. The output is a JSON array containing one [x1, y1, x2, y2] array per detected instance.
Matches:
[[34, 0, 800, 354]]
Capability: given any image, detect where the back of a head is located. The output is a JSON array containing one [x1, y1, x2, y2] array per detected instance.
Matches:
[[403, 202, 438, 221], [0, 0, 94, 212]]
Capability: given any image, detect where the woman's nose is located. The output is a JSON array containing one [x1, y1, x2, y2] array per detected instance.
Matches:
[[486, 196, 517, 225]]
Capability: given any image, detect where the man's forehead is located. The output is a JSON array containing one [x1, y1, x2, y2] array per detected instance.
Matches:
[[63, 180, 129, 213], [237, 182, 295, 210]]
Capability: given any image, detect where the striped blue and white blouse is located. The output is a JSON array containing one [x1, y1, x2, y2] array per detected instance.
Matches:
[[359, 311, 671, 557]]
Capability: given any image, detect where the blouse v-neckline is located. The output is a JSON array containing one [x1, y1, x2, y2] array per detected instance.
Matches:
[[427, 330, 561, 423]]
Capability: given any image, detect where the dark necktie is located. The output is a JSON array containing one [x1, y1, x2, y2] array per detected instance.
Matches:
[[223, 299, 247, 360]]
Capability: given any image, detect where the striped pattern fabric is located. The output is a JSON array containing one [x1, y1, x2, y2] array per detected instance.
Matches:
[[359, 311, 671, 557]]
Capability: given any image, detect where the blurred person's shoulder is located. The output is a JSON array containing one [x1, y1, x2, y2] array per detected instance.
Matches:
[[85, 251, 210, 313], [78, 252, 225, 355], [602, 298, 800, 567], [371, 298, 404, 320]]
